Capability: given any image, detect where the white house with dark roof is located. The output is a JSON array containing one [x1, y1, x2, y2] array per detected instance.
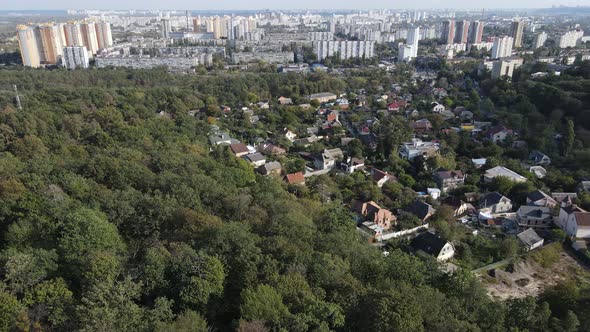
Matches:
[[371, 168, 396, 188], [517, 229, 544, 251], [529, 150, 551, 165], [479, 192, 512, 214], [410, 232, 455, 261], [526, 190, 558, 208]]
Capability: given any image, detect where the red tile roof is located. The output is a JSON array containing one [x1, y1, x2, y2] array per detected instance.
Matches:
[[285, 172, 305, 184]]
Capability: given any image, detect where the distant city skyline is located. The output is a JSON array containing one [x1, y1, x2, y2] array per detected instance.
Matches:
[[2, 0, 590, 11]]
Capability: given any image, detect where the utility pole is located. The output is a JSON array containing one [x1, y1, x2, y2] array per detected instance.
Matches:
[[13, 85, 22, 110]]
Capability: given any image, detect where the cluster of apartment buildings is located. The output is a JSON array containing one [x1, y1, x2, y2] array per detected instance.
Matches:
[[441, 20, 485, 45], [17, 21, 113, 68], [160, 15, 259, 41]]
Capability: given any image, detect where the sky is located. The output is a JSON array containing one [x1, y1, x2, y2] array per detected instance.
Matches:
[[2, 0, 590, 10]]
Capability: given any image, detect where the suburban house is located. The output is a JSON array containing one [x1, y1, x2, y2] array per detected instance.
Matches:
[[483, 166, 527, 183], [405, 200, 436, 222], [399, 139, 440, 161], [432, 102, 446, 113], [411, 119, 433, 134], [285, 172, 305, 185], [557, 205, 587, 229], [516, 206, 552, 230], [353, 200, 397, 231], [313, 148, 343, 170], [529, 150, 551, 165], [293, 135, 320, 147], [526, 190, 558, 208], [410, 232, 455, 261], [257, 143, 286, 156], [387, 100, 406, 112], [517, 228, 544, 251], [209, 131, 239, 146], [326, 110, 340, 123], [341, 157, 365, 174], [258, 161, 282, 176], [278, 96, 293, 105], [565, 212, 590, 239], [308, 92, 337, 103], [552, 193, 578, 207], [471, 158, 487, 169], [229, 143, 250, 157], [434, 170, 466, 192], [314, 153, 336, 170], [335, 98, 349, 109], [243, 153, 266, 167], [427, 188, 442, 200], [487, 126, 513, 143], [479, 192, 512, 214], [256, 101, 270, 109], [529, 166, 547, 179], [371, 167, 397, 188], [442, 197, 476, 217]]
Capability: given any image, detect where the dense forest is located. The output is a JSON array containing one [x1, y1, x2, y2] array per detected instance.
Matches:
[[0, 67, 589, 331]]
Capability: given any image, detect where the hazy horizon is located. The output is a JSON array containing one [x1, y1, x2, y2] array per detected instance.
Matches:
[[2, 0, 590, 11]]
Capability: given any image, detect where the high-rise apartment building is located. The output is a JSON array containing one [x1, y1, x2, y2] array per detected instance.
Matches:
[[308, 32, 334, 41], [468, 21, 484, 44], [193, 17, 203, 32], [398, 44, 413, 62], [35, 24, 64, 64], [454, 20, 470, 44], [17, 25, 40, 67], [407, 26, 420, 58], [533, 31, 548, 49], [313, 40, 375, 61], [557, 30, 584, 48], [80, 22, 99, 56], [161, 18, 171, 39], [491, 36, 514, 59], [510, 20, 524, 48], [441, 20, 455, 44], [63, 22, 84, 47], [62, 46, 89, 69], [95, 22, 113, 50]]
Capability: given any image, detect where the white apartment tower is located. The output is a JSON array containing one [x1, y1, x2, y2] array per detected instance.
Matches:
[[557, 30, 584, 48], [492, 36, 513, 59], [161, 18, 171, 39], [16, 25, 41, 67], [533, 32, 548, 49], [407, 26, 420, 58], [62, 46, 89, 69]]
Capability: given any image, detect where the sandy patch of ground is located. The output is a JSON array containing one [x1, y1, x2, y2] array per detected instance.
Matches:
[[482, 250, 587, 300]]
